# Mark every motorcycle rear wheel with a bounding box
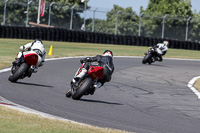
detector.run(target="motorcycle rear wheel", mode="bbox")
[8,63,29,82]
[72,78,92,100]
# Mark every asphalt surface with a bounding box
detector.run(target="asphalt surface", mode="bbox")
[1,57,200,133]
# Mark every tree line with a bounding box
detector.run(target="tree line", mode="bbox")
[0,0,200,42]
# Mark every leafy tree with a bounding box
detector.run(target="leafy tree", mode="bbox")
[145,0,192,16]
[0,0,27,26]
[0,0,88,28]
[188,12,200,42]
[141,0,193,40]
[87,5,139,35]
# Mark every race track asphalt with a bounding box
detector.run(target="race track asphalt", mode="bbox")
[1,57,200,133]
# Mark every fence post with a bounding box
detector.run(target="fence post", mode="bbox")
[162,14,168,38]
[138,13,144,36]
[26,0,32,27]
[115,10,121,35]
[185,17,192,41]
[3,0,9,25]
[70,5,76,30]
[37,0,41,24]
[83,0,88,31]
[92,8,98,32]
[48,2,55,26]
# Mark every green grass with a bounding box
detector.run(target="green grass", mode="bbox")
[0,106,131,133]
[194,78,200,92]
[1,38,200,69]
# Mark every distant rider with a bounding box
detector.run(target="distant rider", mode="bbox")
[14,39,46,73]
[152,41,169,62]
[72,50,115,94]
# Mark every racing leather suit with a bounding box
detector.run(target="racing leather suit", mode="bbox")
[19,41,46,67]
[153,43,168,61]
[79,55,114,86]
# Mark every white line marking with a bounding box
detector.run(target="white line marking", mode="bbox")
[188,76,200,99]
[0,68,10,73]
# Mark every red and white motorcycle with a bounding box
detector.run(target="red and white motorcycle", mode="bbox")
[8,49,43,82]
[66,63,104,100]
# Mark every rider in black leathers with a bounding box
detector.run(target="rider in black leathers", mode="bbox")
[72,50,114,90]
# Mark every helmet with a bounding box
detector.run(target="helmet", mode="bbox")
[102,50,113,57]
[32,39,43,46]
[163,41,169,47]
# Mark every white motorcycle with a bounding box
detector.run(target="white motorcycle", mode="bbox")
[8,49,44,82]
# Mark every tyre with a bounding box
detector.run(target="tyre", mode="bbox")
[65,89,72,98]
[142,54,152,64]
[72,78,92,100]
[8,63,29,82]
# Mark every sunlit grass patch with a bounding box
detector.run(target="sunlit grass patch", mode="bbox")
[0,105,132,133]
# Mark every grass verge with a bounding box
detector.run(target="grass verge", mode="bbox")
[194,78,200,92]
[1,38,200,69]
[0,105,131,133]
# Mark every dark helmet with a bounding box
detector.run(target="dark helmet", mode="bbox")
[102,50,113,57]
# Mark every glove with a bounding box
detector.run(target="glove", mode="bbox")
[80,57,92,63]
[80,58,86,63]
[86,57,92,62]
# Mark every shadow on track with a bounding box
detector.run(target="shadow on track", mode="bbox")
[143,63,170,67]
[15,81,53,88]
[80,98,123,105]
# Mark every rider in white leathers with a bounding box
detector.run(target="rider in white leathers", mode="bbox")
[153,41,169,62]
[17,39,46,73]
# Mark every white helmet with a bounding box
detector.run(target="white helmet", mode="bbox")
[163,41,169,47]
[102,50,113,57]
[32,39,43,46]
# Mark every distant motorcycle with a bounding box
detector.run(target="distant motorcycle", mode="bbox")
[66,64,104,100]
[142,47,161,64]
[8,50,43,82]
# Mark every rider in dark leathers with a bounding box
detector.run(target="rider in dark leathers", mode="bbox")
[72,50,114,91]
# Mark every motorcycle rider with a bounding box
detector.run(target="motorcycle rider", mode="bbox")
[13,39,46,73]
[72,50,114,94]
[152,41,169,62]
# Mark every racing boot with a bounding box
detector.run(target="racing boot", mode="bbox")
[89,82,102,95]
[66,89,72,98]
[151,57,156,63]
[31,66,38,73]
[94,82,102,88]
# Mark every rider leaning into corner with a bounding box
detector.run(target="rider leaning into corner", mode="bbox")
[72,50,115,94]
[152,41,169,62]
[13,39,46,73]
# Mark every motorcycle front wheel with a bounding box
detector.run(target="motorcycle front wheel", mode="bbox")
[72,78,93,100]
[142,54,152,64]
[8,63,29,82]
